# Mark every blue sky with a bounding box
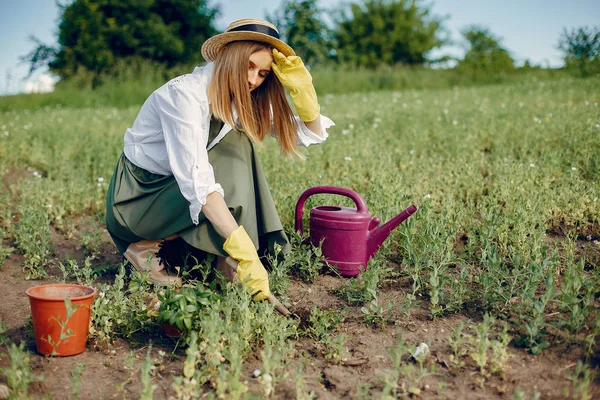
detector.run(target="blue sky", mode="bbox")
[0,0,599,94]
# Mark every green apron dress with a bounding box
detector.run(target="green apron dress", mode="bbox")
[105,117,289,261]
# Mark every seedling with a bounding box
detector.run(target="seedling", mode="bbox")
[332,260,383,305]
[361,299,394,328]
[42,297,80,356]
[157,280,219,333]
[0,342,41,397]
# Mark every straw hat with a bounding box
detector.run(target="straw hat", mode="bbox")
[201,19,295,61]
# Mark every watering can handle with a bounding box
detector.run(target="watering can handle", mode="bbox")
[295,186,369,234]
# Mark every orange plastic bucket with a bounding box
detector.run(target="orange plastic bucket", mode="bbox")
[25,284,97,356]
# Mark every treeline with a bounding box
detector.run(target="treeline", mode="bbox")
[18,0,600,92]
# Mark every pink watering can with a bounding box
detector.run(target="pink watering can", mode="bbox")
[295,186,418,277]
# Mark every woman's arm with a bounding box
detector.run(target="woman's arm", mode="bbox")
[203,192,271,302]
[303,116,323,137]
[201,192,238,238]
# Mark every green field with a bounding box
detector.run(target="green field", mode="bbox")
[0,75,599,398]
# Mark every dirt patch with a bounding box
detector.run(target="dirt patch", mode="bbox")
[0,228,598,399]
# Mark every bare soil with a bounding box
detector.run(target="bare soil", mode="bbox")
[0,224,598,399]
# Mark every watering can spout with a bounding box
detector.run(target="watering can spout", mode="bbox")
[367,204,418,259]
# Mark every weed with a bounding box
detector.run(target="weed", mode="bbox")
[381,333,431,398]
[115,350,137,393]
[448,321,467,369]
[357,383,372,400]
[565,360,594,400]
[361,299,394,328]
[172,331,203,399]
[70,363,86,399]
[11,179,56,279]
[80,229,103,256]
[557,259,595,333]
[166,281,297,397]
[178,252,214,283]
[89,265,159,344]
[516,275,555,354]
[332,259,384,305]
[286,230,326,283]
[305,306,344,340]
[0,227,14,269]
[56,256,98,286]
[140,346,158,400]
[469,315,493,376]
[0,342,41,398]
[265,242,292,295]
[0,317,8,344]
[450,314,513,381]
[489,323,512,376]
[157,280,219,334]
[295,362,317,400]
[512,388,541,400]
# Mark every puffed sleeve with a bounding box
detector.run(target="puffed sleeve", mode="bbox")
[154,75,224,224]
[294,114,335,147]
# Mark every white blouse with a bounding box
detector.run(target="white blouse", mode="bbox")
[123,63,335,224]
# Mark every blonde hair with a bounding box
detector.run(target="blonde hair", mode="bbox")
[208,41,303,158]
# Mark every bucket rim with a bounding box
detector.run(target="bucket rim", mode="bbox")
[25,283,97,301]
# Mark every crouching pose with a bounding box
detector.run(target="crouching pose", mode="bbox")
[105,19,334,300]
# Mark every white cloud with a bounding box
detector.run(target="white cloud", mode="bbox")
[24,73,55,94]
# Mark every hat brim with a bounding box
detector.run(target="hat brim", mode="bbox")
[201,31,295,62]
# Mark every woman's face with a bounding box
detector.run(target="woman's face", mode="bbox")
[248,49,272,92]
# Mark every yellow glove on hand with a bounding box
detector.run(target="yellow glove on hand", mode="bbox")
[223,226,270,301]
[271,48,321,122]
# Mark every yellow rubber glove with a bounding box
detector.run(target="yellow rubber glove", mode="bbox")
[271,48,321,122]
[222,226,270,301]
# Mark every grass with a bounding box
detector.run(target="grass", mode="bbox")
[0,62,567,111]
[0,72,599,397]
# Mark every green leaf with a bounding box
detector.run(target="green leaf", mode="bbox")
[185,304,197,313]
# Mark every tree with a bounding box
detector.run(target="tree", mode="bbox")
[332,0,446,68]
[267,0,332,67]
[558,26,600,77]
[21,0,219,80]
[458,26,514,74]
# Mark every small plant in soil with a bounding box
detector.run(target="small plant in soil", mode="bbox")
[332,259,383,305]
[0,342,41,398]
[304,306,344,340]
[172,331,203,399]
[70,363,86,399]
[448,321,468,369]
[80,229,103,256]
[157,280,219,333]
[450,314,514,384]
[294,361,317,400]
[0,226,14,269]
[303,306,346,361]
[56,256,97,286]
[565,360,593,400]
[361,299,395,328]
[140,346,158,400]
[287,230,325,283]
[516,275,555,355]
[89,265,159,345]
[12,179,53,280]
[0,317,8,344]
[265,242,293,295]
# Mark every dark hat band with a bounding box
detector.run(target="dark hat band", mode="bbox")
[228,24,280,39]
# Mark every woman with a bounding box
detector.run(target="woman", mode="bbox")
[105,19,334,301]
